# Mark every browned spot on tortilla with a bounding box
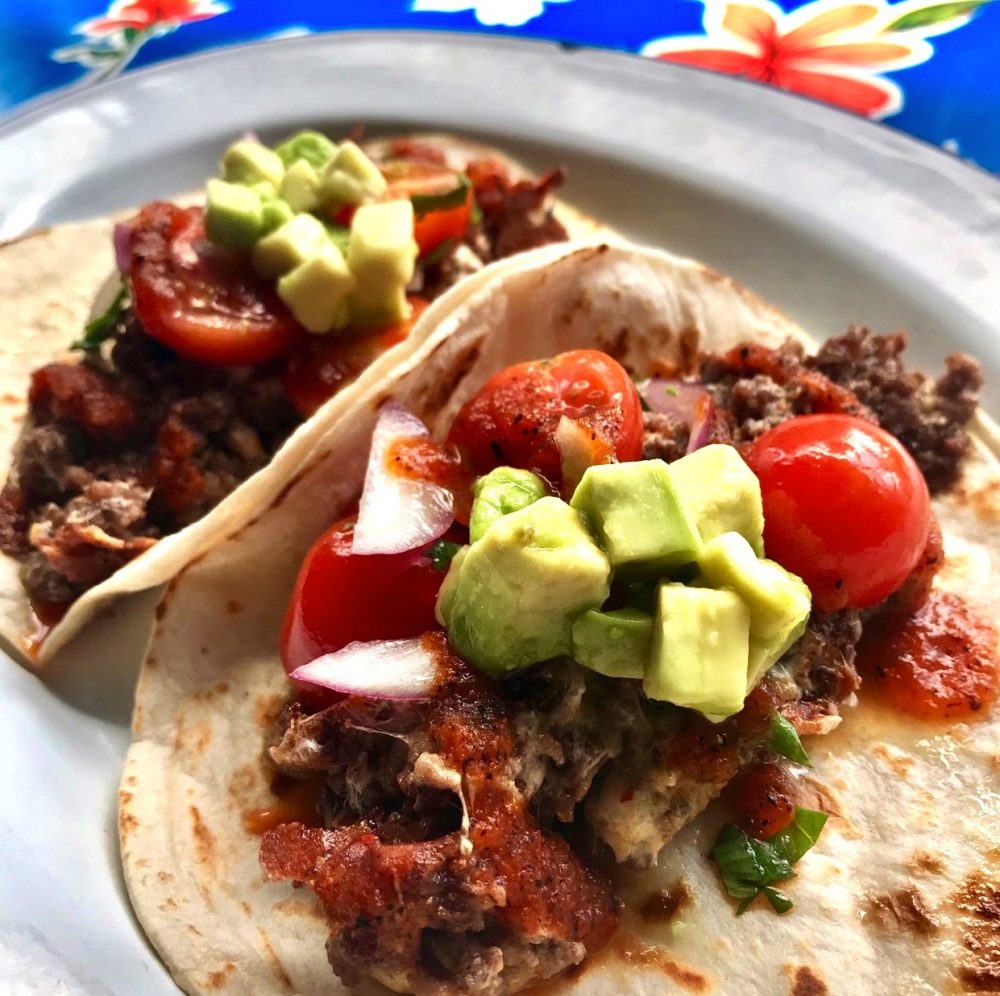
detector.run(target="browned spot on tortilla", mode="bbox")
[256,692,287,732]
[597,326,629,364]
[225,599,241,615]
[863,886,940,936]
[957,477,1000,522]
[677,324,700,372]
[604,932,708,992]
[157,871,173,884]
[417,339,484,416]
[954,871,1000,990]
[228,763,261,804]
[154,598,169,622]
[125,774,137,787]
[119,792,138,838]
[202,963,237,990]
[144,655,157,670]
[257,927,295,991]
[639,880,692,924]
[159,898,178,912]
[787,965,828,996]
[871,743,914,778]
[187,924,203,938]
[269,468,307,511]
[907,849,946,876]
[189,805,217,875]
[240,901,252,917]
[273,897,325,919]
[797,776,843,819]
[1,393,19,404]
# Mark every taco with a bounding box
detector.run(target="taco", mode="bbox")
[0,130,609,666]
[119,242,999,994]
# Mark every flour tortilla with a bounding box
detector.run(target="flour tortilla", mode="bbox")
[120,242,1000,994]
[0,135,612,667]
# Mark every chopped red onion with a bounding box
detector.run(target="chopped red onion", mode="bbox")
[640,378,706,421]
[113,222,132,275]
[352,401,454,555]
[686,393,717,453]
[291,637,440,700]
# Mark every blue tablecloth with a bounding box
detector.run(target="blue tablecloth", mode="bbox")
[3,0,998,172]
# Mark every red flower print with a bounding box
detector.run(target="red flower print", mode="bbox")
[640,0,978,119]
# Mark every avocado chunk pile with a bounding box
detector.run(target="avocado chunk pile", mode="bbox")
[204,132,418,333]
[438,445,811,721]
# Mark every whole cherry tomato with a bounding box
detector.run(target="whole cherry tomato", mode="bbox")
[447,349,643,491]
[746,415,930,612]
[128,203,301,366]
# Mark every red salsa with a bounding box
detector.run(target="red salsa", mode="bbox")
[859,591,1000,722]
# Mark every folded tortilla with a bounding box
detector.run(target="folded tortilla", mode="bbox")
[0,135,612,667]
[119,242,1000,994]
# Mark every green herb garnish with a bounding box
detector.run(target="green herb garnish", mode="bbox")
[72,284,129,352]
[767,714,811,767]
[411,175,471,217]
[427,539,462,572]
[711,807,828,914]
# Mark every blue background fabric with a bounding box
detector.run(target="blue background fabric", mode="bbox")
[2,0,998,172]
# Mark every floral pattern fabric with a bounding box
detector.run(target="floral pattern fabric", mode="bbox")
[1,0,997,170]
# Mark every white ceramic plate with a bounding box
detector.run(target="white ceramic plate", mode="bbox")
[1,31,998,994]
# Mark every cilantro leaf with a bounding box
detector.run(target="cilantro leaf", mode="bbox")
[72,284,129,352]
[411,175,471,217]
[427,539,462,572]
[711,807,828,914]
[767,713,812,767]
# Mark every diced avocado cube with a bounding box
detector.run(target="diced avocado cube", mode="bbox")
[280,159,322,213]
[249,179,279,201]
[645,582,751,720]
[221,140,285,189]
[572,608,651,679]
[320,140,388,209]
[667,444,765,556]
[252,213,327,278]
[275,130,338,171]
[204,178,264,250]
[470,467,547,543]
[347,200,418,327]
[438,497,611,676]
[277,243,356,333]
[259,198,295,236]
[570,459,701,575]
[698,531,811,687]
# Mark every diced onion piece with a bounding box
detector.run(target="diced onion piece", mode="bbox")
[114,223,133,275]
[291,637,440,700]
[686,393,718,453]
[640,377,706,421]
[352,401,454,555]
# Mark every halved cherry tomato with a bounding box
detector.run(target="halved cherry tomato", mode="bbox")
[280,515,455,707]
[745,415,930,612]
[447,349,643,491]
[282,297,429,418]
[726,760,798,840]
[381,161,474,256]
[128,203,302,367]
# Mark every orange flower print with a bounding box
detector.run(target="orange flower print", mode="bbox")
[642,0,985,119]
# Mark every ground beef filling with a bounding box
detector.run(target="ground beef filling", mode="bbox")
[696,327,981,493]
[0,319,299,606]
